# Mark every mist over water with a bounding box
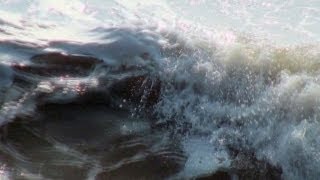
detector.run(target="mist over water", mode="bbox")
[0,0,320,179]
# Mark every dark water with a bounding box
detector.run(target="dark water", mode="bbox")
[0,103,282,180]
[0,104,184,179]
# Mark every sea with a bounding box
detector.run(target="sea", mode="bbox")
[0,0,320,179]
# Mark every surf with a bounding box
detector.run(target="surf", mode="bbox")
[0,0,320,179]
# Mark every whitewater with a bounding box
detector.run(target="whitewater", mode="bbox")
[0,0,320,179]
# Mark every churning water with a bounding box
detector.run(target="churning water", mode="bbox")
[0,0,320,179]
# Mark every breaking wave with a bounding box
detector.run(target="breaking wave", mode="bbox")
[0,0,320,179]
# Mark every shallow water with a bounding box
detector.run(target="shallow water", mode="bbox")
[0,0,320,179]
[0,104,185,179]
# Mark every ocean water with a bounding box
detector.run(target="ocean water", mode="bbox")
[0,0,320,179]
